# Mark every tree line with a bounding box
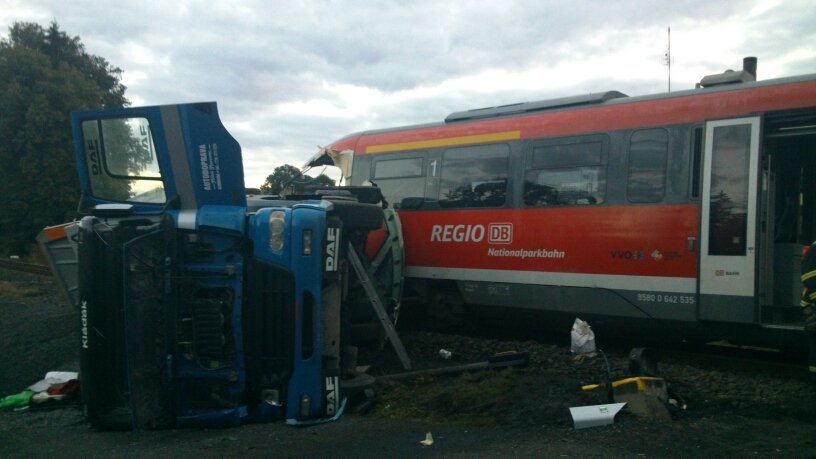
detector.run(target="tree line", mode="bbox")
[258,164,334,195]
[0,21,127,255]
[0,21,334,256]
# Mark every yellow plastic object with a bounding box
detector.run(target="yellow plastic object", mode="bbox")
[611,376,665,393]
[611,376,670,420]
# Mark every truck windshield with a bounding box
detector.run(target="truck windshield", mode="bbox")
[81,117,165,204]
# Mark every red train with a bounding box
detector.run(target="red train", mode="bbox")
[310,58,816,349]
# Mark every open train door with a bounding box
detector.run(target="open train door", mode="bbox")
[699,117,761,323]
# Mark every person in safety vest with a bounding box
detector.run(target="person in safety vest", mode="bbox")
[800,241,816,382]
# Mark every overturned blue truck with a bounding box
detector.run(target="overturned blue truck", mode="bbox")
[39,102,407,429]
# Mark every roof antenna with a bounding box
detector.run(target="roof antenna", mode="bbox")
[663,26,672,92]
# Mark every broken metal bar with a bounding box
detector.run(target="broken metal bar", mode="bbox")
[346,242,412,370]
[380,351,529,380]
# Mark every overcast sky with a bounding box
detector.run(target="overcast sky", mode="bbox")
[2,0,815,188]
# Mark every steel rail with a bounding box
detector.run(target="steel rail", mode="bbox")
[0,259,52,276]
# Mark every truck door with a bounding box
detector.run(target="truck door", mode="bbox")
[699,117,761,322]
[72,102,246,224]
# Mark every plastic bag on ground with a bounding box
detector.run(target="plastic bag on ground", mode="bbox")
[0,390,33,409]
[27,371,78,393]
[570,318,597,357]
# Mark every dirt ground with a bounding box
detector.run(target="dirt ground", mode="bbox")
[1,267,816,458]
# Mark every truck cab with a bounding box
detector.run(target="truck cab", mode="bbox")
[59,102,398,429]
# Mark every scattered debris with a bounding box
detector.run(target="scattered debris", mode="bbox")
[569,402,626,429]
[570,318,596,360]
[611,377,671,421]
[381,351,529,380]
[0,371,79,411]
[419,432,434,446]
[27,371,77,393]
[579,349,683,421]
[0,390,33,409]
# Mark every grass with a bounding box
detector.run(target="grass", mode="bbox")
[373,368,525,426]
[0,280,44,300]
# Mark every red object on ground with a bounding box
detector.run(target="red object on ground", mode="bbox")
[46,379,80,396]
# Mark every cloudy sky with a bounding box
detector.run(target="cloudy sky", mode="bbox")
[2,0,815,188]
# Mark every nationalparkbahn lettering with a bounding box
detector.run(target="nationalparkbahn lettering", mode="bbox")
[487,247,566,259]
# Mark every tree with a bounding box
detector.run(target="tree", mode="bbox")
[310,173,336,188]
[0,21,128,255]
[260,164,336,195]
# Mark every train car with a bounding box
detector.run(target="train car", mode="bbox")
[310,58,816,350]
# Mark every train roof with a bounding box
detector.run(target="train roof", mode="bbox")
[334,72,816,141]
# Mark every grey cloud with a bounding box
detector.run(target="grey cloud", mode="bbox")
[4,0,816,186]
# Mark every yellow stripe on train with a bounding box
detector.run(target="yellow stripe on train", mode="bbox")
[365,130,521,154]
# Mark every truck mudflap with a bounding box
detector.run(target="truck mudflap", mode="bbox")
[36,222,80,308]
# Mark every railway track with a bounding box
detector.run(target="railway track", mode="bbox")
[2,255,809,379]
[400,305,811,382]
[0,259,52,276]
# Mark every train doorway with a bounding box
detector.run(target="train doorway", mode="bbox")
[760,109,816,325]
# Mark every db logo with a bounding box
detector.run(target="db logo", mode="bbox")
[488,223,513,244]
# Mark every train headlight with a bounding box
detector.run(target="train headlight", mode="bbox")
[268,211,285,251]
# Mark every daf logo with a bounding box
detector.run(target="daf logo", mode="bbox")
[325,228,340,272]
[325,376,339,415]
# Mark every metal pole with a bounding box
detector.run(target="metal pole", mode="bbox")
[347,242,412,370]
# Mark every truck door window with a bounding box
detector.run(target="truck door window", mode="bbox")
[81,117,166,204]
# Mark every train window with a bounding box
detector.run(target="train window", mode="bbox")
[708,124,752,256]
[438,144,509,208]
[371,156,426,207]
[690,127,703,199]
[524,140,606,206]
[532,141,602,168]
[373,157,423,179]
[627,128,668,203]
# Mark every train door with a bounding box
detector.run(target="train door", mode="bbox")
[761,109,816,324]
[699,117,760,323]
